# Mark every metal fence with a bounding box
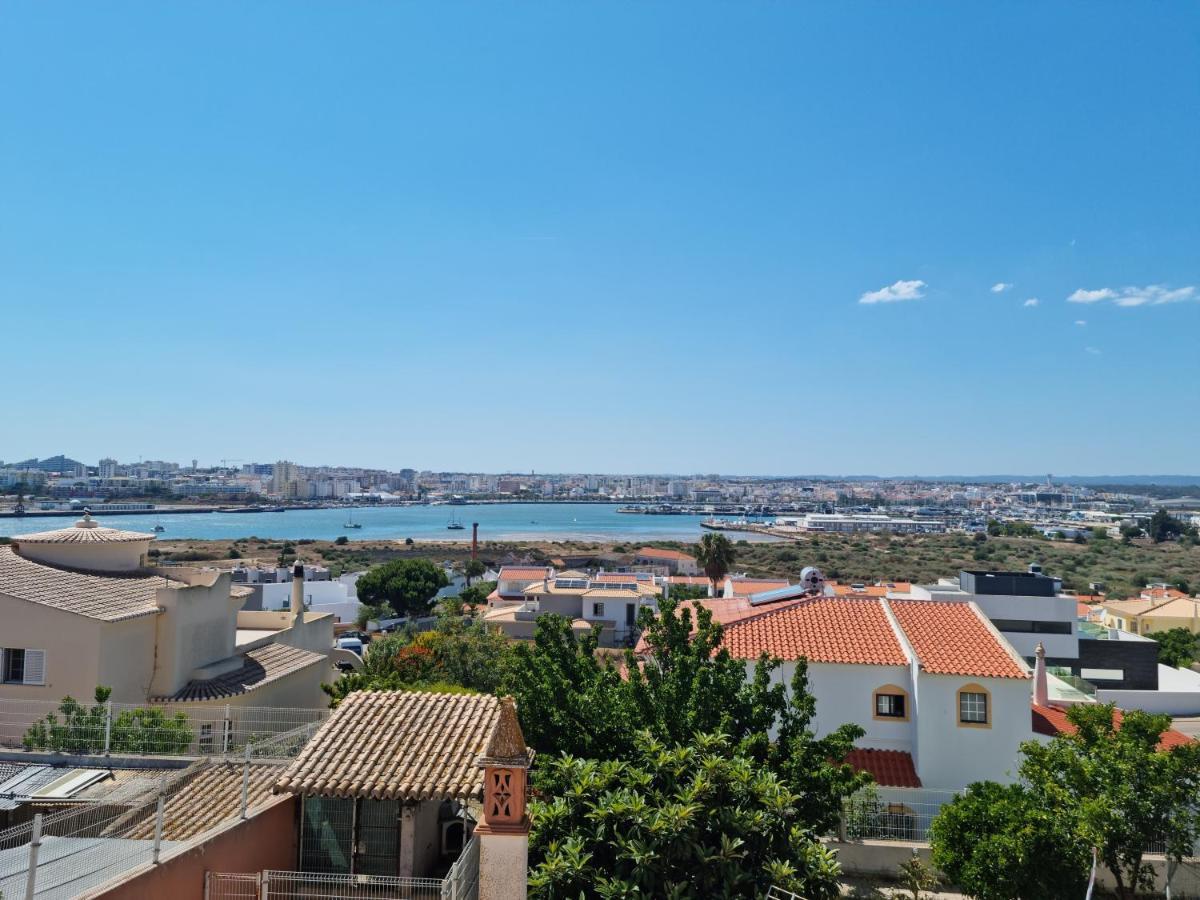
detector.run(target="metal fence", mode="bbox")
[207,870,456,900]
[0,698,328,757]
[840,787,959,842]
[205,837,479,900]
[0,766,194,899]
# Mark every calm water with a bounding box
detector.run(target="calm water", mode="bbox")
[0,503,782,544]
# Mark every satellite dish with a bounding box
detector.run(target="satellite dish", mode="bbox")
[800,566,826,594]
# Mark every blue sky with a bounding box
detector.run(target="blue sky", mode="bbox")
[2,2,1197,475]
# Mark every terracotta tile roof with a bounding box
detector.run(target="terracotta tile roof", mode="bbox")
[888,600,1029,680]
[721,597,908,666]
[845,749,922,788]
[275,690,526,802]
[153,643,327,702]
[12,514,155,544]
[497,566,552,581]
[1031,703,1191,750]
[668,575,712,586]
[0,545,173,621]
[635,547,696,562]
[116,761,284,841]
[634,596,807,654]
[726,577,790,597]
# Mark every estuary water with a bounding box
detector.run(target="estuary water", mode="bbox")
[0,503,782,544]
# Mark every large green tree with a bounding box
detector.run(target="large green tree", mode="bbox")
[504,600,867,834]
[930,781,1091,900]
[1021,704,1200,899]
[355,558,449,618]
[932,703,1200,900]
[1149,507,1195,544]
[694,532,736,588]
[1146,627,1199,668]
[528,731,842,900]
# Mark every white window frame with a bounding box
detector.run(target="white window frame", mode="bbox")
[1,648,46,686]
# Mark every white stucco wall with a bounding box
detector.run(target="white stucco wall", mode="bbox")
[913,673,1032,789]
[772,660,916,754]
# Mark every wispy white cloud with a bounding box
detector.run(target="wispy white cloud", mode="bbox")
[1068,285,1197,307]
[1023,298,1039,308]
[991,282,1013,293]
[859,279,926,305]
[1085,346,1102,355]
[1075,319,1087,326]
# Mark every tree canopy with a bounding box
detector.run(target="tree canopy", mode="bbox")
[1146,627,1199,669]
[355,558,449,618]
[1149,508,1197,544]
[931,702,1200,900]
[528,731,842,900]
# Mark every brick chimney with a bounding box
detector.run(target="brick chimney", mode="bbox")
[476,697,530,900]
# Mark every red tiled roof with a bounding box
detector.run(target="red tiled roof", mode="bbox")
[668,575,711,586]
[497,566,551,580]
[721,597,908,666]
[727,577,790,596]
[1031,703,1192,750]
[889,600,1029,680]
[845,749,922,788]
[636,547,696,562]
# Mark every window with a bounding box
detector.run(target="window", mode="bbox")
[1081,668,1124,682]
[876,693,905,718]
[592,602,605,617]
[872,685,910,721]
[991,619,1072,635]
[2,649,45,685]
[957,685,990,726]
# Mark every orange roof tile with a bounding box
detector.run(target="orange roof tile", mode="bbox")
[888,600,1028,679]
[668,575,712,586]
[636,547,696,562]
[727,577,790,596]
[497,566,552,580]
[721,597,908,666]
[845,749,922,788]
[1031,703,1191,750]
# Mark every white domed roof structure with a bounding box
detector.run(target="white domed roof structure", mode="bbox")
[12,513,155,571]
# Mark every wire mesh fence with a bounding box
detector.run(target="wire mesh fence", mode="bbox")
[261,870,446,899]
[840,787,959,842]
[0,764,196,899]
[0,697,328,757]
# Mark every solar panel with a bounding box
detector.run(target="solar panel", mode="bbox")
[554,578,588,589]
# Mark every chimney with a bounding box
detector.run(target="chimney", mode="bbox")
[472,523,479,560]
[1033,641,1049,706]
[291,563,305,619]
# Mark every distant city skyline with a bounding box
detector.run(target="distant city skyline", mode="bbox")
[3,3,1198,473]
[3,452,1199,485]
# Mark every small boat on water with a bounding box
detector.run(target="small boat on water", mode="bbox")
[153,524,165,533]
[447,512,465,530]
[343,510,362,529]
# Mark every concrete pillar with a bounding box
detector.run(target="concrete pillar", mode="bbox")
[398,803,417,878]
[478,829,529,900]
[1034,641,1049,706]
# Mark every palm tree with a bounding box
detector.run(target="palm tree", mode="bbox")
[464,558,485,587]
[695,532,736,593]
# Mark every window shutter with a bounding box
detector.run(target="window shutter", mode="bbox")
[23,650,45,685]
